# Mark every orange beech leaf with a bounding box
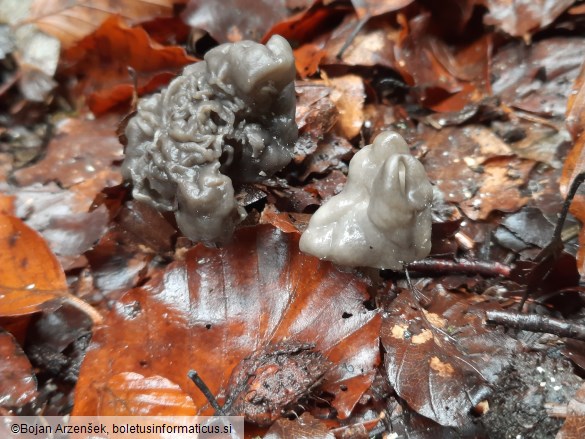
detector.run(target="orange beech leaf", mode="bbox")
[0,330,37,408]
[294,43,325,78]
[0,194,15,216]
[264,2,350,45]
[73,225,381,421]
[0,214,101,322]
[99,372,197,416]
[60,16,197,115]
[27,0,179,48]
[0,214,66,316]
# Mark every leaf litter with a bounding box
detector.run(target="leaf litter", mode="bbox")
[1,0,585,437]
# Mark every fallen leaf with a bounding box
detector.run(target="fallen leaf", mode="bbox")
[560,60,585,274]
[59,16,196,115]
[382,287,519,427]
[395,15,458,89]
[300,134,353,180]
[327,74,365,139]
[73,225,381,422]
[0,330,37,408]
[259,205,310,234]
[99,372,197,416]
[556,382,585,439]
[13,115,123,187]
[491,38,585,117]
[294,82,339,163]
[351,0,415,18]
[566,58,585,141]
[319,14,399,70]
[182,0,292,43]
[294,43,325,78]
[480,0,575,39]
[265,2,350,46]
[10,180,117,270]
[423,126,533,220]
[458,157,533,220]
[27,0,177,47]
[264,412,334,438]
[0,214,66,316]
[304,169,347,203]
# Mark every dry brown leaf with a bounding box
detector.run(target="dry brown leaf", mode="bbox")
[560,56,585,274]
[27,0,177,47]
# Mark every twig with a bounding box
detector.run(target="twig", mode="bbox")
[519,171,585,310]
[336,13,371,59]
[188,370,225,414]
[406,258,512,278]
[486,310,585,341]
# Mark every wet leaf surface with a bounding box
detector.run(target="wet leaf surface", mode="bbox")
[481,0,575,38]
[73,225,381,421]
[13,115,123,187]
[59,16,196,115]
[381,286,520,427]
[183,0,293,43]
[27,0,177,47]
[99,372,197,416]
[3,1,585,435]
[423,126,534,220]
[491,38,585,117]
[0,214,66,316]
[0,330,37,408]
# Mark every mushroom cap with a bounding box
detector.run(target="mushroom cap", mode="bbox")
[299,131,433,270]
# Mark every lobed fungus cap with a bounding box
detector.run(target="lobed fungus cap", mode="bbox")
[121,35,297,245]
[299,131,433,270]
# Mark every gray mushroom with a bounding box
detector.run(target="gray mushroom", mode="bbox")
[299,131,433,270]
[122,35,297,245]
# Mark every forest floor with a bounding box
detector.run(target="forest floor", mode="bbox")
[2,1,585,438]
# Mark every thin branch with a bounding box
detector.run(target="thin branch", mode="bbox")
[188,370,225,414]
[336,13,371,59]
[486,310,585,341]
[406,258,512,278]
